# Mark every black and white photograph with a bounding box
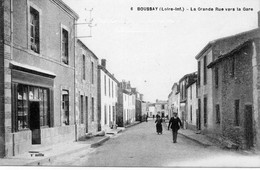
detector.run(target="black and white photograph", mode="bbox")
[0,0,260,168]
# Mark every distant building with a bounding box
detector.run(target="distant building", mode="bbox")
[179,72,197,129]
[168,83,179,118]
[142,101,149,119]
[131,88,143,121]
[155,99,168,118]
[117,81,136,126]
[186,78,198,131]
[148,103,156,117]
[98,59,119,131]
[75,40,99,139]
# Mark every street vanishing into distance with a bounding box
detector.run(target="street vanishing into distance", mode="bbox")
[44,118,260,167]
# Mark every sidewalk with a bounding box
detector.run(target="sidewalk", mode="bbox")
[0,135,110,166]
[163,122,215,147]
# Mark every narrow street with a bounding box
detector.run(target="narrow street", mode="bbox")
[47,118,260,167]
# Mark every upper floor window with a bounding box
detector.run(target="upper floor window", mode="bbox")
[215,67,219,88]
[197,61,201,86]
[62,29,69,64]
[91,62,94,84]
[82,55,86,80]
[30,7,40,53]
[203,55,207,85]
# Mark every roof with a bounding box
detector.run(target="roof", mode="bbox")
[207,40,254,68]
[195,28,260,60]
[98,65,120,84]
[179,71,197,83]
[77,39,98,60]
[51,0,79,20]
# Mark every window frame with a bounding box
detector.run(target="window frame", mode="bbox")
[61,25,70,65]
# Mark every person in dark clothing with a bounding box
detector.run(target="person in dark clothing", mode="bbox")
[155,116,163,134]
[168,112,182,143]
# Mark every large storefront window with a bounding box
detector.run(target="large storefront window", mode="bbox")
[16,84,50,131]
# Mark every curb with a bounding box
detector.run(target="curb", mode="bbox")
[90,136,110,148]
[178,133,212,147]
[125,121,141,128]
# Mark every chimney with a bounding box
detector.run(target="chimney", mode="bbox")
[258,11,260,27]
[101,59,106,68]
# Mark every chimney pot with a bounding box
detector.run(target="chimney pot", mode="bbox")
[101,59,106,68]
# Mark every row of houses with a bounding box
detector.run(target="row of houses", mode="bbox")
[168,12,260,150]
[0,0,143,157]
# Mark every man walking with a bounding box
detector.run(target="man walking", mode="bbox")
[168,112,182,143]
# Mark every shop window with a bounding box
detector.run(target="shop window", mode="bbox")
[62,90,69,125]
[62,29,69,64]
[16,84,50,131]
[30,7,40,53]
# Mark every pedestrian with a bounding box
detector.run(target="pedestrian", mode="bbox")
[168,112,182,143]
[146,114,148,122]
[155,116,163,134]
[153,115,155,120]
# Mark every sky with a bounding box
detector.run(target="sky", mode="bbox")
[63,0,259,102]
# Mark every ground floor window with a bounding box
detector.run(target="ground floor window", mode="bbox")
[15,84,50,131]
[62,90,69,125]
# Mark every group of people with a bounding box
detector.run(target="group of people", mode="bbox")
[155,112,182,143]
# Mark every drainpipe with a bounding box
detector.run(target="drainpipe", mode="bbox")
[10,0,14,156]
[74,19,78,142]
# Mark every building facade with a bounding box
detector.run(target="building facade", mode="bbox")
[0,0,79,157]
[196,27,260,136]
[207,36,260,150]
[155,99,168,118]
[75,39,99,139]
[186,80,198,131]
[98,59,119,131]
[179,72,197,129]
[168,83,179,118]
[117,81,136,126]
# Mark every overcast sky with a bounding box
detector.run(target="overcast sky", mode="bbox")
[64,0,259,102]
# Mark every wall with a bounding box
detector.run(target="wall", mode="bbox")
[2,0,78,157]
[220,42,253,149]
[75,41,98,139]
[186,83,198,130]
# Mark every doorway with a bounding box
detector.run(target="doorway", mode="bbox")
[29,101,41,144]
[244,104,253,149]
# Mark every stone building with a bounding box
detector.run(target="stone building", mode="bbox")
[75,39,99,139]
[131,88,143,121]
[207,35,260,150]
[148,103,156,117]
[196,26,260,137]
[178,72,197,129]
[117,81,136,127]
[98,59,119,131]
[0,0,78,157]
